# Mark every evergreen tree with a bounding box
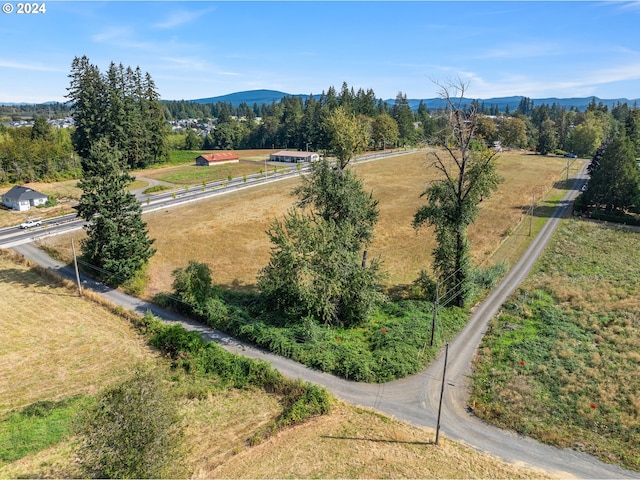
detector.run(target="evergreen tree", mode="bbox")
[585,134,640,213]
[624,108,640,157]
[536,119,557,155]
[517,97,533,116]
[76,139,155,286]
[392,92,416,145]
[67,56,106,164]
[31,117,52,141]
[66,56,169,169]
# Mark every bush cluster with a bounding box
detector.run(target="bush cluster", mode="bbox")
[166,262,477,382]
[147,317,331,444]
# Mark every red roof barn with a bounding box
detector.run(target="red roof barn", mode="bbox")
[195,152,239,166]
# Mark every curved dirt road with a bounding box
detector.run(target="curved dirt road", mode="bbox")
[12,163,637,478]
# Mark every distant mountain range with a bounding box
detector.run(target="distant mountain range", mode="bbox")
[190,89,640,112]
[3,89,639,112]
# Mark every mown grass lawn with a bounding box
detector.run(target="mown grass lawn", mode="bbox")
[471,218,640,471]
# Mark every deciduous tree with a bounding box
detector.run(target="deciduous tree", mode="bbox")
[322,106,369,170]
[258,159,383,326]
[371,113,399,150]
[413,81,502,307]
[498,117,527,149]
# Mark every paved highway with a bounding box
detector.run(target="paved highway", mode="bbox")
[0,149,417,249]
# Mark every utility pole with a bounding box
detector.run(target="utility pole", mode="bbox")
[435,343,449,446]
[71,238,82,297]
[430,282,439,346]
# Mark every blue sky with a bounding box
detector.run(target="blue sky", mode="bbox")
[2,1,640,103]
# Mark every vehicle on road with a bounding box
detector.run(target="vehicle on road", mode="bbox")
[19,219,42,229]
[564,153,578,158]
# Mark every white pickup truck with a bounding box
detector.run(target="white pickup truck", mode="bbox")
[19,218,42,229]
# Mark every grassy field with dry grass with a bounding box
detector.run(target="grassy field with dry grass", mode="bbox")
[37,150,571,300]
[471,218,640,471]
[0,251,153,415]
[0,250,560,479]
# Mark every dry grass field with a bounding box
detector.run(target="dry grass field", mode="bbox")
[38,149,571,299]
[0,250,153,415]
[0,250,561,479]
[200,402,557,479]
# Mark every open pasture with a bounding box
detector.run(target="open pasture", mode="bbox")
[472,219,640,471]
[0,251,153,416]
[137,149,280,186]
[38,150,570,299]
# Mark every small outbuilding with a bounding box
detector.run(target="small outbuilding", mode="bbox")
[269,150,320,163]
[196,152,239,166]
[2,185,48,211]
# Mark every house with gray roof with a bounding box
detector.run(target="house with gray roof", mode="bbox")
[2,186,48,211]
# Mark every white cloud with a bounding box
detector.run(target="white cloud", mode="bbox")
[153,7,216,29]
[0,60,66,73]
[587,62,640,85]
[91,27,132,43]
[478,42,564,60]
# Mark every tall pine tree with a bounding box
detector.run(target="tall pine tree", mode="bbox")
[76,139,155,286]
[66,56,169,169]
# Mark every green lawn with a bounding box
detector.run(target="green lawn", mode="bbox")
[471,218,640,471]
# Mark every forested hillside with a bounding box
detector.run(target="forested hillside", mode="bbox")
[3,81,640,186]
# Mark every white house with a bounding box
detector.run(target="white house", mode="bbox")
[2,186,48,211]
[269,150,320,163]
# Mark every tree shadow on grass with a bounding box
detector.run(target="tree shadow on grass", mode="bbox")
[512,198,574,220]
[320,435,434,446]
[0,267,75,297]
[217,278,258,294]
[552,179,576,191]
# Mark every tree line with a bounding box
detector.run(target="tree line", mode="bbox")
[67,56,170,170]
[167,87,640,162]
[0,119,79,184]
[4,76,640,186]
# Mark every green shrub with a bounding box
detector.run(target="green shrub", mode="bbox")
[75,369,185,479]
[589,210,640,226]
[171,261,214,313]
[150,324,205,358]
[143,185,170,195]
